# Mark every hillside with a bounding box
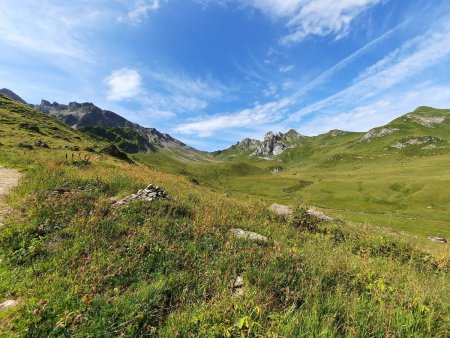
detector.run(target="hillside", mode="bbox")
[0,90,449,337]
[139,107,450,238]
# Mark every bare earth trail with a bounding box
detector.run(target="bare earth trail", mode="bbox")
[0,167,22,312]
[0,167,22,226]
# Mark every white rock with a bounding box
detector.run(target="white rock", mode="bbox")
[230,228,268,243]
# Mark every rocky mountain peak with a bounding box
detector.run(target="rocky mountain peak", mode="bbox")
[0,88,27,104]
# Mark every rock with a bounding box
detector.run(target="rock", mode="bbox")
[0,299,18,311]
[100,144,133,163]
[230,228,268,243]
[269,203,293,218]
[231,276,244,296]
[19,122,40,133]
[53,135,71,142]
[18,142,33,149]
[428,236,447,243]
[35,140,50,148]
[112,184,168,208]
[269,204,334,222]
[307,209,334,222]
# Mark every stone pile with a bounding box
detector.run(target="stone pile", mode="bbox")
[112,184,168,208]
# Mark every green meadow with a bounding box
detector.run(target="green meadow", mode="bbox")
[0,95,449,336]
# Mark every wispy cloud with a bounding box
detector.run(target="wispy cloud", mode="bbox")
[279,65,294,73]
[238,0,383,44]
[128,0,162,24]
[299,82,450,135]
[104,68,142,101]
[0,1,99,65]
[174,98,290,137]
[288,20,450,122]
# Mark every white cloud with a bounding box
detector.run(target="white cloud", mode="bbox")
[174,98,290,137]
[0,1,100,65]
[298,82,450,135]
[104,68,142,101]
[288,21,450,122]
[128,0,162,24]
[279,65,295,73]
[238,0,383,44]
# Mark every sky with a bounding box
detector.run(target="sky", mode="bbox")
[1,0,450,151]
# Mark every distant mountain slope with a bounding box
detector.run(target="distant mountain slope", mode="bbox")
[0,88,27,104]
[30,97,212,161]
[216,106,450,161]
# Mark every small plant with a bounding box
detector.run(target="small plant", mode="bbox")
[288,205,319,232]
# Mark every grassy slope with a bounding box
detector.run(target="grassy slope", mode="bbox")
[0,96,449,336]
[137,107,450,238]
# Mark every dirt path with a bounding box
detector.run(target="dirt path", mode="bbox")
[0,167,22,225]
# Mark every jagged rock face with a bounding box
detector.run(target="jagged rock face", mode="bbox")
[35,100,192,152]
[237,138,259,149]
[251,130,294,157]
[36,100,133,129]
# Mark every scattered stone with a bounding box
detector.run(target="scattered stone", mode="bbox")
[19,122,40,133]
[18,142,33,149]
[230,228,268,243]
[231,276,244,296]
[0,299,18,311]
[35,140,50,148]
[53,135,71,142]
[269,203,293,218]
[112,184,168,208]
[428,236,447,243]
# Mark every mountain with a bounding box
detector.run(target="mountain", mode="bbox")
[0,88,27,104]
[33,99,209,160]
[251,129,304,157]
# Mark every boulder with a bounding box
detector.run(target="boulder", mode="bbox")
[428,236,447,243]
[307,209,334,222]
[0,299,18,311]
[231,276,244,296]
[230,228,268,243]
[269,203,293,218]
[18,142,33,149]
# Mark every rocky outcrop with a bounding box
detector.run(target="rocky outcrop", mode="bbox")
[251,129,302,157]
[406,114,446,127]
[34,100,198,154]
[391,136,443,149]
[360,127,399,142]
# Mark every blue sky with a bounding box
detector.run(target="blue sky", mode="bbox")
[2,0,450,150]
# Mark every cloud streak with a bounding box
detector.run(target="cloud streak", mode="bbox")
[288,20,450,122]
[174,98,290,137]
